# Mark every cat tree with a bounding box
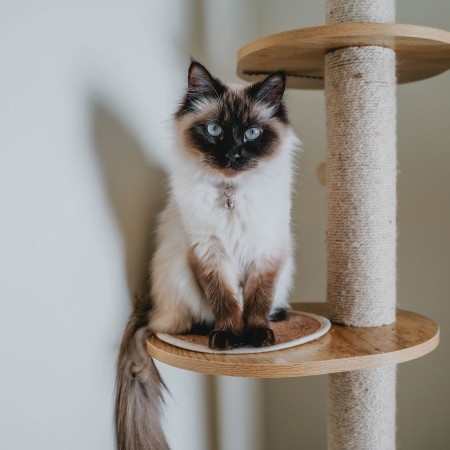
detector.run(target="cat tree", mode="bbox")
[147,1,449,448]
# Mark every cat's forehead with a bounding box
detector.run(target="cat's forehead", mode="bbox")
[211,86,274,124]
[175,80,282,128]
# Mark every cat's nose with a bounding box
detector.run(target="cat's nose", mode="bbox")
[226,150,241,162]
[225,145,242,162]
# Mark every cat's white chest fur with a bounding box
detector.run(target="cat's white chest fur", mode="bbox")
[173,148,292,263]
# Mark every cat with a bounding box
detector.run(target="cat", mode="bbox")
[115,61,299,450]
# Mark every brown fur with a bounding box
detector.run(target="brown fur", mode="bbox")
[188,244,244,348]
[244,273,275,327]
[242,259,283,346]
[115,297,169,450]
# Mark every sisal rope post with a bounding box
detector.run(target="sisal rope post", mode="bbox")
[325,0,397,449]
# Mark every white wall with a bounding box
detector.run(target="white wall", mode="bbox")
[1,1,449,450]
[0,2,202,449]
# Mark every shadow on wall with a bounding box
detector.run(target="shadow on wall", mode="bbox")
[90,98,166,303]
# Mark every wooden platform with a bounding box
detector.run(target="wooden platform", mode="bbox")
[237,23,450,89]
[146,303,439,378]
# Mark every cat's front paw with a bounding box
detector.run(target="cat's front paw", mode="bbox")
[208,329,244,350]
[269,308,287,322]
[244,326,275,347]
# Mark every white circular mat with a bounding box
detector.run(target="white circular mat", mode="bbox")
[156,310,331,354]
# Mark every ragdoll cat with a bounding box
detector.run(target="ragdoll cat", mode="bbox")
[116,61,299,450]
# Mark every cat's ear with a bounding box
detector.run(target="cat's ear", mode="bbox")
[246,71,286,107]
[187,61,224,97]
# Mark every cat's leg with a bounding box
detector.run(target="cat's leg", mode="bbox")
[149,201,214,334]
[188,238,244,350]
[270,252,294,322]
[150,245,206,334]
[242,258,285,347]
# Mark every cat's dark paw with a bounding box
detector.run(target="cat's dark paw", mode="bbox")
[208,329,244,350]
[244,326,275,347]
[186,321,214,336]
[269,308,287,322]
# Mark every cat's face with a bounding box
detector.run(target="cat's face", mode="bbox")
[175,62,289,177]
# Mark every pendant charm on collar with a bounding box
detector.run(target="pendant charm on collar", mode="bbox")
[224,183,235,209]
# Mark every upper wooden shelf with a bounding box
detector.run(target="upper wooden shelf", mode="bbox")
[237,23,450,89]
[146,303,439,378]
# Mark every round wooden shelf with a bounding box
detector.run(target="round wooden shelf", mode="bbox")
[146,303,439,378]
[237,23,450,89]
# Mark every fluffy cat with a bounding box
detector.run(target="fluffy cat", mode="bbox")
[116,61,299,450]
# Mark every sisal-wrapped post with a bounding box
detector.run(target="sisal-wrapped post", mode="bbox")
[325,0,397,449]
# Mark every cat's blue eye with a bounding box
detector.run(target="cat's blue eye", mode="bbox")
[206,123,222,137]
[245,127,262,140]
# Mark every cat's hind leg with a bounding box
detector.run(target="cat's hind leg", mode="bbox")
[270,252,294,321]
[149,202,214,334]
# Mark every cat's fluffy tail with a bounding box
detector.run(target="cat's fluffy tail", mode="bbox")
[115,299,169,450]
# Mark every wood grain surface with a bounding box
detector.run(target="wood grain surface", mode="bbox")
[146,303,439,378]
[237,23,450,89]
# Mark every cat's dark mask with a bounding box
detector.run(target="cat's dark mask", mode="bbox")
[176,61,289,176]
